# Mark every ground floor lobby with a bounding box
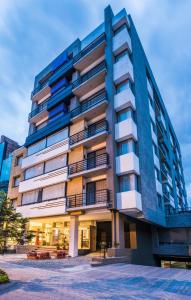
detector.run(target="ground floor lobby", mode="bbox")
[27,210,138,257]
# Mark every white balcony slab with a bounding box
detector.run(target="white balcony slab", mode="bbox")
[114,88,135,112]
[156,179,163,195]
[116,153,140,175]
[149,102,155,122]
[153,152,160,170]
[115,118,137,142]
[147,78,153,99]
[117,190,142,212]
[114,55,134,84]
[22,139,69,169]
[151,127,158,145]
[113,27,132,55]
[19,167,68,193]
[16,198,66,218]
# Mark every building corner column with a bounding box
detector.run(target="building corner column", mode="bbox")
[69,215,78,257]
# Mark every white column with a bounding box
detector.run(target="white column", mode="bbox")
[69,216,78,257]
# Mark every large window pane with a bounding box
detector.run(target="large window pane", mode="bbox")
[42,183,65,201]
[22,190,39,205]
[44,154,66,173]
[47,128,68,147]
[25,163,44,180]
[27,139,46,156]
[119,175,130,192]
[117,108,132,123]
[116,80,130,94]
[117,140,130,156]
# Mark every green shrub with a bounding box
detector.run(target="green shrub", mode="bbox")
[0,269,9,284]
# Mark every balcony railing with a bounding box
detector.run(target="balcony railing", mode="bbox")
[29,99,49,120]
[68,153,109,176]
[70,90,107,119]
[66,189,110,209]
[69,120,108,146]
[73,34,105,63]
[166,207,191,215]
[72,61,106,90]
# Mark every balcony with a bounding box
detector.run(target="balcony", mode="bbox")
[68,153,109,178]
[25,113,70,147]
[72,61,106,97]
[66,189,111,211]
[116,153,140,175]
[69,120,108,149]
[22,138,69,169]
[117,190,142,215]
[74,34,106,71]
[71,90,108,122]
[114,88,135,112]
[114,55,134,84]
[156,179,163,195]
[115,118,137,142]
[113,27,132,56]
[32,84,51,102]
[19,167,68,193]
[28,98,49,122]
[16,197,66,218]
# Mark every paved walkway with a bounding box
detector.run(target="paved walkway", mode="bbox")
[0,254,191,299]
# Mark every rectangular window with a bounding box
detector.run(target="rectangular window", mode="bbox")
[117,108,132,123]
[16,155,22,166]
[157,194,163,208]
[42,182,65,201]
[115,50,129,63]
[47,128,68,147]
[27,139,46,156]
[22,190,39,205]
[25,163,44,180]
[44,154,66,173]
[119,175,130,192]
[13,176,20,187]
[117,140,130,156]
[36,120,47,131]
[116,80,130,94]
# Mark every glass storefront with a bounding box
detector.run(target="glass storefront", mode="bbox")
[28,218,111,252]
[161,260,191,269]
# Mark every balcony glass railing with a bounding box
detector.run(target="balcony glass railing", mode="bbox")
[68,152,109,176]
[72,61,106,89]
[66,189,110,208]
[70,90,107,119]
[73,34,105,63]
[69,120,108,146]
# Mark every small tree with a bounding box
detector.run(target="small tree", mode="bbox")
[0,191,34,253]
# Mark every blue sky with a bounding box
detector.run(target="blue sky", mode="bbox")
[0,0,191,200]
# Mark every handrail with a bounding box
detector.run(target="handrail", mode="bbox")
[66,189,110,208]
[70,90,107,119]
[72,61,106,89]
[69,120,108,145]
[73,34,105,63]
[31,34,105,98]
[68,152,109,175]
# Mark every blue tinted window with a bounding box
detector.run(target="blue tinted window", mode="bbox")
[119,175,130,192]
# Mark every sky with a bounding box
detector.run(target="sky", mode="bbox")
[0,0,191,200]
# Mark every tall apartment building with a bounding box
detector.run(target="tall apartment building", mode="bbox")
[11,6,189,266]
[0,136,19,192]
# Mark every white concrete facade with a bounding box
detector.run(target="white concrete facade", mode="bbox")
[19,167,68,193]
[117,190,142,212]
[116,153,140,175]
[114,88,135,112]
[113,55,134,84]
[69,216,79,257]
[113,27,132,55]
[115,118,137,142]
[16,198,66,218]
[22,139,69,169]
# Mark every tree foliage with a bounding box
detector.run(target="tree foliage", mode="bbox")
[0,191,34,253]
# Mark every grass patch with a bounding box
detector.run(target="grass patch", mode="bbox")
[0,269,9,284]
